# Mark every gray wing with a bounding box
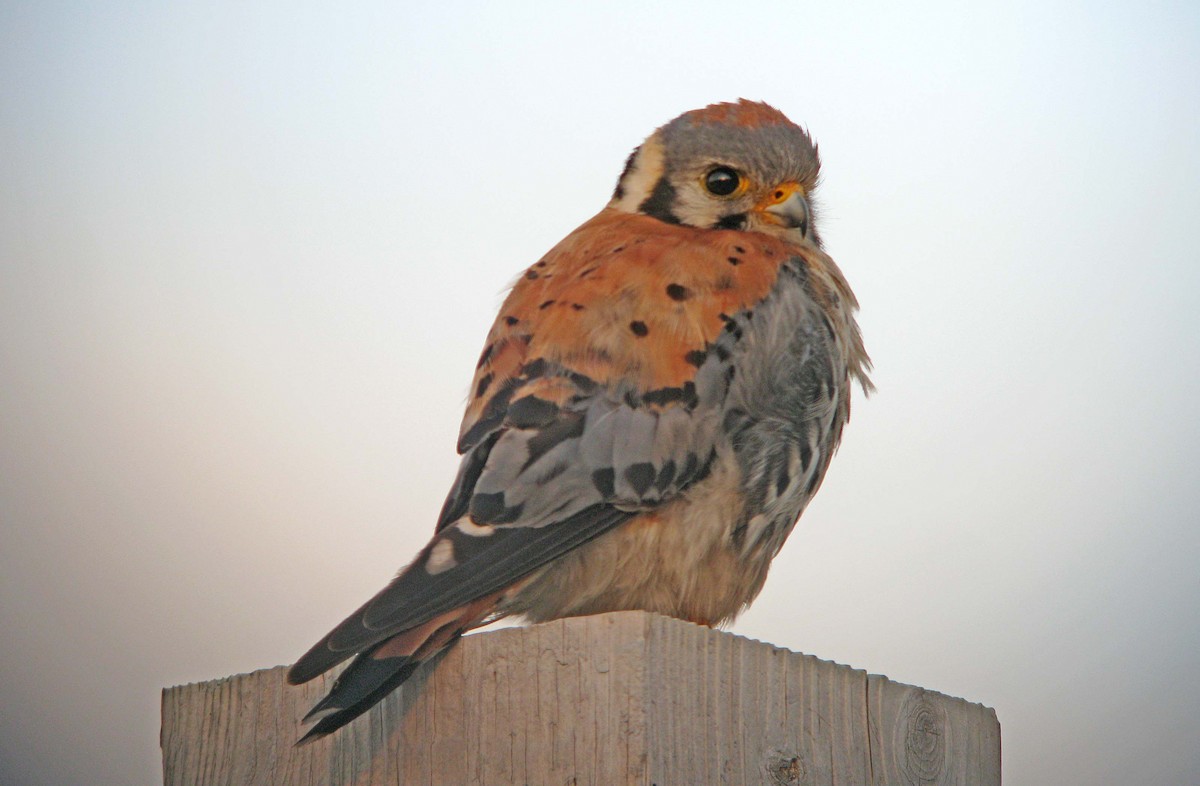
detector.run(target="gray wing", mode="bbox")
[290,344,741,680]
[719,260,853,558]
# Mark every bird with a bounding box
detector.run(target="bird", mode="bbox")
[287,99,872,742]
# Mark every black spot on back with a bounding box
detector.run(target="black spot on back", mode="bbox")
[522,412,585,470]
[475,373,494,399]
[642,385,688,406]
[567,371,598,393]
[469,491,504,521]
[506,395,559,429]
[681,381,698,409]
[458,377,521,451]
[655,460,677,491]
[629,321,649,337]
[624,463,656,497]
[666,283,690,301]
[592,467,616,498]
[469,492,523,525]
[520,358,547,378]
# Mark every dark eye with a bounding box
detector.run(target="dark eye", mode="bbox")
[704,167,741,196]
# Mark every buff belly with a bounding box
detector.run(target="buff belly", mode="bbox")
[504,457,776,627]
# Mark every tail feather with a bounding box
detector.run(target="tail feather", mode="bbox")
[297,649,421,744]
[294,591,506,743]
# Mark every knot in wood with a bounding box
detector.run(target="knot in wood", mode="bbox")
[897,691,946,783]
[763,749,805,785]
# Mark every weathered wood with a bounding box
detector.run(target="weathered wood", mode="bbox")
[161,611,1000,785]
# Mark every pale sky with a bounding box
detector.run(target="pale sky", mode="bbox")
[2,2,1198,784]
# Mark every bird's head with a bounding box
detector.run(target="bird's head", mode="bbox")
[609,99,821,246]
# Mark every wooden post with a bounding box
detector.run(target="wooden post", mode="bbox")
[161,611,1000,785]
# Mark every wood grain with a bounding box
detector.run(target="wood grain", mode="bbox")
[162,611,1000,785]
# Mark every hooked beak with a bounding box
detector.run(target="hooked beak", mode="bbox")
[757,182,809,236]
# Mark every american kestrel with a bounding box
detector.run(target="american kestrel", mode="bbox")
[289,99,872,741]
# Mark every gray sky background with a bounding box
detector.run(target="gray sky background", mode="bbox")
[2,3,1198,784]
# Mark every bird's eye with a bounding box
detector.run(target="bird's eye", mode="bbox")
[704,167,741,197]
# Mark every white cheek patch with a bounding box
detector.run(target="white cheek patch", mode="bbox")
[610,135,666,213]
[674,185,749,229]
